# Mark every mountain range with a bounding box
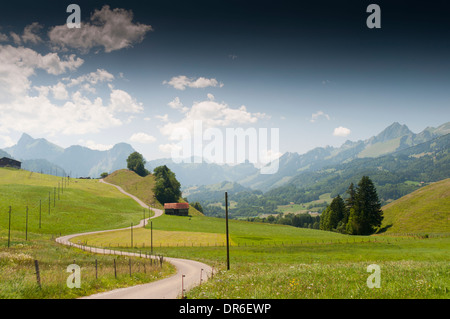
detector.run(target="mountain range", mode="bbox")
[2,133,135,178]
[149,121,450,191]
[1,121,449,188]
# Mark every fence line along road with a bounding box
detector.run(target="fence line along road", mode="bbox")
[56,179,213,299]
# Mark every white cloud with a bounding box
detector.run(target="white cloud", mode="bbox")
[0,33,9,42]
[8,23,44,46]
[0,135,15,148]
[0,45,83,101]
[79,139,113,151]
[310,110,330,123]
[33,82,69,100]
[9,32,21,45]
[66,69,115,87]
[48,5,153,53]
[163,75,224,90]
[22,22,44,44]
[50,82,69,100]
[333,126,351,137]
[159,143,182,154]
[129,132,156,144]
[155,114,169,122]
[167,97,189,113]
[109,88,144,113]
[0,68,143,136]
[160,99,265,141]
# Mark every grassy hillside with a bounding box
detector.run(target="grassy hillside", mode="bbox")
[104,169,160,207]
[0,168,147,235]
[0,167,175,298]
[381,178,450,234]
[104,169,203,216]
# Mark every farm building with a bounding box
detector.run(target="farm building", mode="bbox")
[0,157,21,169]
[164,203,190,216]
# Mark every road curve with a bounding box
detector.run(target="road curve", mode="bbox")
[56,179,212,299]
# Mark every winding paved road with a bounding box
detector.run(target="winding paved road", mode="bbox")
[56,179,212,299]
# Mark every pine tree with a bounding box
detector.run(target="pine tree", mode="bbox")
[320,195,347,231]
[345,183,356,211]
[353,176,383,235]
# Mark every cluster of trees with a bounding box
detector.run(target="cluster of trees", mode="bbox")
[153,165,182,204]
[126,152,150,177]
[320,176,383,235]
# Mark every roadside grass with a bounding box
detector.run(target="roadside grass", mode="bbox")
[0,230,175,299]
[188,260,448,299]
[157,237,450,299]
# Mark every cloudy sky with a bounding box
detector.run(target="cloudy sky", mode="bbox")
[0,0,449,163]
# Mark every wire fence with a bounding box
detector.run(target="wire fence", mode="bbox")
[27,255,165,290]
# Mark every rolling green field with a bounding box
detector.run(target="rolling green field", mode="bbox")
[381,178,450,234]
[1,167,449,299]
[69,175,449,299]
[73,214,450,299]
[0,168,175,299]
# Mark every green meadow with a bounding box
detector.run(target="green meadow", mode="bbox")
[75,214,450,299]
[1,167,449,299]
[72,172,449,299]
[0,168,174,299]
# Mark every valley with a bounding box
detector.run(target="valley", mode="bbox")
[0,121,448,300]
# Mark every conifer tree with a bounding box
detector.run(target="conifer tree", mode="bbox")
[352,176,383,235]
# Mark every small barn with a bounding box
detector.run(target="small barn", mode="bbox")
[164,203,190,216]
[0,157,21,169]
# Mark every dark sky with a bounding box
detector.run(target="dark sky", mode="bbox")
[1,0,449,158]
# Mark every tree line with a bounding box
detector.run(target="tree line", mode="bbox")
[320,176,383,235]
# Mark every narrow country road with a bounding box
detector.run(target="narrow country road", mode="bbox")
[56,179,212,299]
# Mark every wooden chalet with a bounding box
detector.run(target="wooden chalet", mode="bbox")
[164,203,190,216]
[0,157,21,169]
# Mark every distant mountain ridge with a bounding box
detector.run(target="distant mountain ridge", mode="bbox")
[3,133,136,178]
[1,121,448,185]
[149,121,450,194]
[239,121,450,191]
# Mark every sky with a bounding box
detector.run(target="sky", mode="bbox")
[0,0,449,165]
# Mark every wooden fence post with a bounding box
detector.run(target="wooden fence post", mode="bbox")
[25,206,28,241]
[34,260,41,288]
[7,206,11,248]
[129,258,132,277]
[39,199,41,229]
